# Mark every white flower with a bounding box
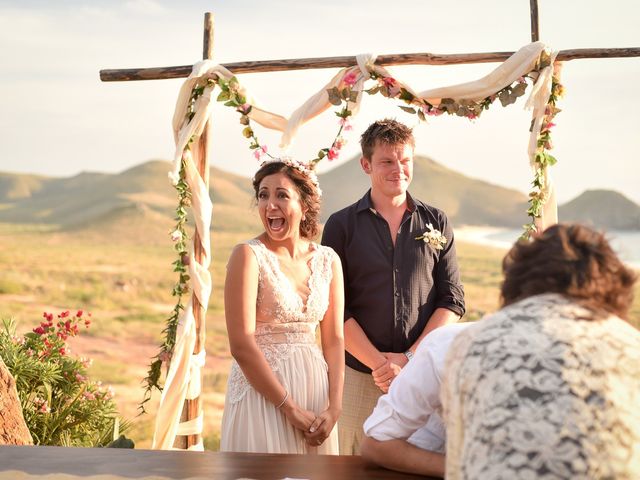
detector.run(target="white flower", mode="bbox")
[415,223,447,250]
[170,229,183,242]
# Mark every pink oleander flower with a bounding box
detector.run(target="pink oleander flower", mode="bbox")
[75,373,86,382]
[334,137,346,150]
[83,391,96,401]
[343,71,358,87]
[544,140,554,149]
[467,112,478,120]
[238,103,251,114]
[59,311,70,319]
[104,386,115,400]
[327,148,339,161]
[76,310,83,318]
[543,122,556,130]
[84,319,91,327]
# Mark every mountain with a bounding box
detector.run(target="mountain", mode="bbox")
[0,160,262,235]
[559,190,640,230]
[1,160,638,236]
[318,155,529,227]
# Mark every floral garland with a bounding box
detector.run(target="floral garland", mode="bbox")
[212,54,562,237]
[141,52,564,406]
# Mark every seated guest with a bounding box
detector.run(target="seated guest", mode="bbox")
[361,322,471,478]
[443,223,640,479]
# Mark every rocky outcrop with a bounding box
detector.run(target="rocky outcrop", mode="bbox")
[0,358,33,445]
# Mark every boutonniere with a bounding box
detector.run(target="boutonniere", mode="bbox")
[415,223,447,250]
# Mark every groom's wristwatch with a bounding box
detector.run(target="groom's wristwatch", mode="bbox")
[403,350,414,361]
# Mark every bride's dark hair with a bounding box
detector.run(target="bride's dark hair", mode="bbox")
[252,162,321,239]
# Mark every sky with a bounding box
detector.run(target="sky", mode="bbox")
[1,0,639,204]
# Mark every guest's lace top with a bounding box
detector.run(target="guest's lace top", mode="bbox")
[227,239,336,403]
[443,293,640,479]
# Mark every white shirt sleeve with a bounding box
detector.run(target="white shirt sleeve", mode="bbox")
[362,323,471,452]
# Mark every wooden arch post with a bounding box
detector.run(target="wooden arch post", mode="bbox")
[174,12,214,451]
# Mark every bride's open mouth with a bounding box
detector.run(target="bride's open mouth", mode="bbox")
[268,216,285,232]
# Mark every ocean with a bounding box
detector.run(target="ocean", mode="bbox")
[457,228,640,270]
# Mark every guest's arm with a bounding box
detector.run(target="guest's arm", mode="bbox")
[361,437,445,478]
[225,244,315,432]
[362,331,451,476]
[306,255,345,445]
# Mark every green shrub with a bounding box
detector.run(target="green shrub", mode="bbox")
[0,310,130,446]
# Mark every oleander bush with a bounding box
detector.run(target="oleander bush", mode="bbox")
[0,310,130,446]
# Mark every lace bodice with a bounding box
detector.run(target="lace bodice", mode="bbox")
[443,293,640,479]
[226,239,336,403]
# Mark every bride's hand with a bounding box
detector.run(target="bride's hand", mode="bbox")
[280,398,316,432]
[304,407,340,447]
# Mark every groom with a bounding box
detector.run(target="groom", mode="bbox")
[321,119,465,455]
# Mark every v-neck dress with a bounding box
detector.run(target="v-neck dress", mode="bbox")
[220,239,339,454]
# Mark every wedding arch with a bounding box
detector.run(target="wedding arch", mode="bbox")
[100,3,640,451]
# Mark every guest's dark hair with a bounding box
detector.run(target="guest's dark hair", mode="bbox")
[252,161,321,239]
[501,223,637,319]
[360,119,415,159]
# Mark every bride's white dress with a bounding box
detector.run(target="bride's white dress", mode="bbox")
[220,239,339,454]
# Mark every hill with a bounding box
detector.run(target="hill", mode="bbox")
[318,155,529,227]
[559,189,640,230]
[0,160,261,235]
[1,160,638,235]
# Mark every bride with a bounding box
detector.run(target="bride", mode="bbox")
[220,158,344,454]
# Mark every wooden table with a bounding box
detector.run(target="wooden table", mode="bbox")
[0,445,434,479]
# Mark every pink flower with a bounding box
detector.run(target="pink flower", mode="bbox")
[467,112,478,120]
[544,140,554,149]
[60,311,70,319]
[76,310,83,318]
[334,137,346,150]
[83,391,96,401]
[158,351,172,363]
[253,145,268,160]
[238,103,251,114]
[75,373,86,382]
[382,77,396,88]
[327,148,339,161]
[84,319,91,327]
[33,326,46,335]
[339,117,353,131]
[343,71,358,87]
[59,347,66,356]
[170,229,182,242]
[543,122,556,130]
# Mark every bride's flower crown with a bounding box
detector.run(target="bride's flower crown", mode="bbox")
[258,156,322,197]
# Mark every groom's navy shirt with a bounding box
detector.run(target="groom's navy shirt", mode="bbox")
[321,190,465,374]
